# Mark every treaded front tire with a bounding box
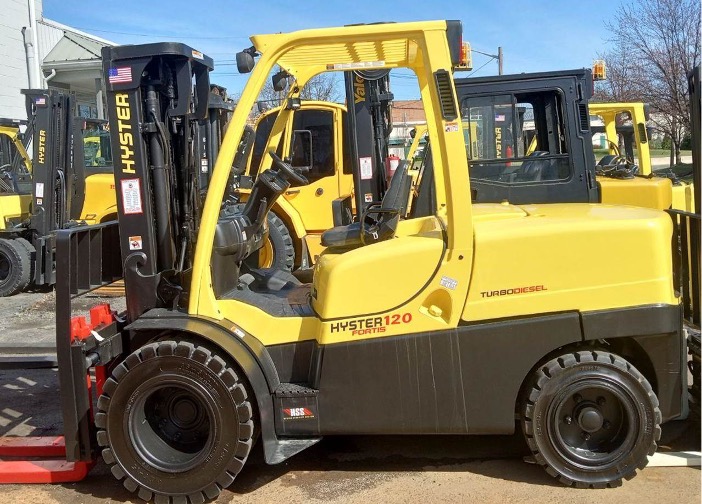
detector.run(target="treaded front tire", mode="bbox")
[521,350,661,488]
[96,341,254,503]
[0,237,31,296]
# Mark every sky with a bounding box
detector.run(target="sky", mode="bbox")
[44,0,621,101]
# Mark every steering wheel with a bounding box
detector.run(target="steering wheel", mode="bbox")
[268,150,308,185]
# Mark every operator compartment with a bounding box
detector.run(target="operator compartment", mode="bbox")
[213,145,316,317]
[463,203,678,322]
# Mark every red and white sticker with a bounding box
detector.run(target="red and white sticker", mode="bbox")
[129,235,142,251]
[282,407,315,420]
[364,193,373,203]
[445,122,459,133]
[121,178,143,215]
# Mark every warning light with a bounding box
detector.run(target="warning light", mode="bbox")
[454,42,473,71]
[593,60,606,81]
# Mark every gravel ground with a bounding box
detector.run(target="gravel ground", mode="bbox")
[0,289,699,504]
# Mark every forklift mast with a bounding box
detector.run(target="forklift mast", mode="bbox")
[198,86,235,190]
[23,89,76,236]
[101,43,213,321]
[344,70,394,213]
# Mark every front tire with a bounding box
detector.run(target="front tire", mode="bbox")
[0,238,31,296]
[521,350,661,488]
[96,341,254,503]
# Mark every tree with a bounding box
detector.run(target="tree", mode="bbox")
[595,0,700,164]
[253,69,341,118]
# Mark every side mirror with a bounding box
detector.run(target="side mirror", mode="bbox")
[272,70,289,92]
[231,126,255,175]
[409,128,416,139]
[257,101,269,114]
[290,129,313,171]
[236,48,257,74]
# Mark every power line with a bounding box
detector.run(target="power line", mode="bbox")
[467,58,497,77]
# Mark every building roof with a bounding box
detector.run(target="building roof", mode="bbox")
[40,18,115,46]
[43,30,109,64]
[392,100,426,123]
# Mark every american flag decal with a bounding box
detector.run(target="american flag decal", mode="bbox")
[108,66,132,84]
[35,97,46,105]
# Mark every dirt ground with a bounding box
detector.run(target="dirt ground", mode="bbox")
[0,289,699,504]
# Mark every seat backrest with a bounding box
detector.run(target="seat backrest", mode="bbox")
[410,144,436,218]
[518,151,549,181]
[380,160,411,214]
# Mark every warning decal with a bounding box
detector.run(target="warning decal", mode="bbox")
[121,178,143,215]
[128,235,143,250]
[360,157,373,180]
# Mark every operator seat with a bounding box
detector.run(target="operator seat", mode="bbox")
[515,151,556,181]
[321,161,411,249]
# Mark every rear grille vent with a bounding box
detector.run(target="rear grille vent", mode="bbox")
[578,104,589,131]
[434,70,458,121]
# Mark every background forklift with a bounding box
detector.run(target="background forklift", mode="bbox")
[589,101,695,212]
[0,118,33,232]
[453,70,683,211]
[0,89,118,296]
[230,70,395,270]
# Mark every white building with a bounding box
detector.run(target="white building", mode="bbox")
[0,0,114,121]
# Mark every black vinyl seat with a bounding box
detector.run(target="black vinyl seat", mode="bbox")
[321,161,411,249]
[515,151,557,181]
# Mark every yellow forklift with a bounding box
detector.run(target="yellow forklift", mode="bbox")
[234,100,353,269]
[0,24,696,503]
[232,70,395,270]
[0,90,117,296]
[590,101,695,212]
[0,119,33,232]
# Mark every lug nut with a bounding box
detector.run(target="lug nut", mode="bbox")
[582,432,591,441]
[597,396,606,406]
[564,415,573,425]
[603,421,611,429]
[573,394,582,403]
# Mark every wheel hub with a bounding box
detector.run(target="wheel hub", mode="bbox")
[169,395,200,429]
[552,382,636,467]
[130,383,213,473]
[577,406,604,433]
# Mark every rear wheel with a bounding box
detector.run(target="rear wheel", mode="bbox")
[522,350,661,488]
[96,341,254,503]
[0,238,31,296]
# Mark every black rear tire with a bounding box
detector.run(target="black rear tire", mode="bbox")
[521,350,661,488]
[0,238,32,296]
[96,341,254,503]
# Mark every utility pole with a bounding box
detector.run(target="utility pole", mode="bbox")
[472,47,504,75]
